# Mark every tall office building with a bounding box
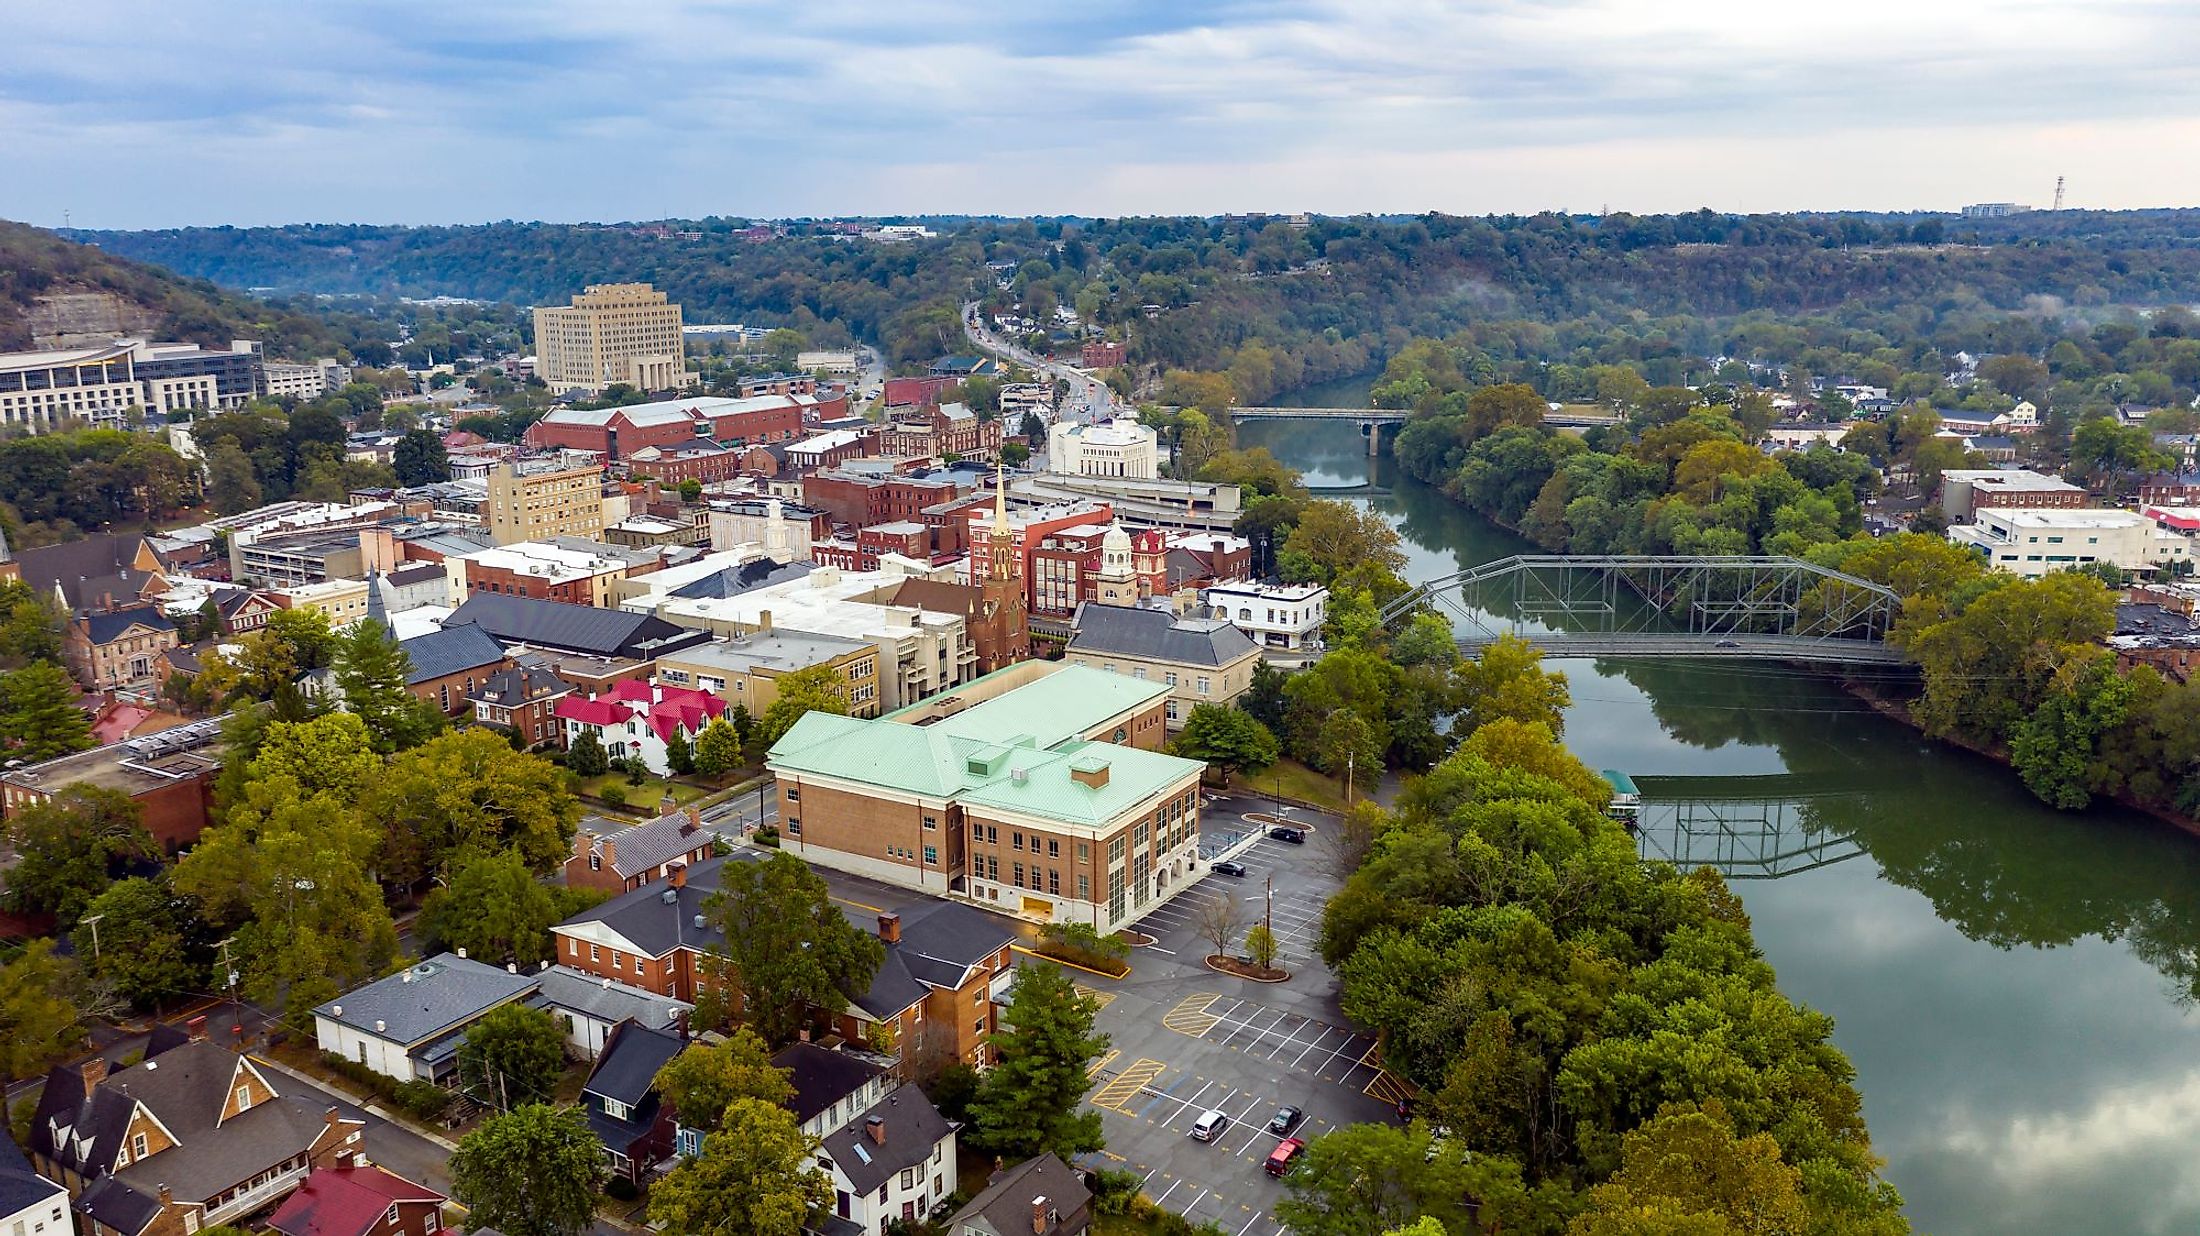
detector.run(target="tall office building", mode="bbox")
[532,283,693,396]
[484,461,606,545]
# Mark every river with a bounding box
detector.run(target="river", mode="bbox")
[1237,407,2200,1236]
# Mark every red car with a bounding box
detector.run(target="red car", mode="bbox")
[1264,1137,1307,1177]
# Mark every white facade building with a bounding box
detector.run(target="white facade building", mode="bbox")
[796,350,860,377]
[1203,581,1330,652]
[1047,417,1159,480]
[1948,508,2192,579]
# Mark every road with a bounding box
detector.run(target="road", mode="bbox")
[961,301,1116,427]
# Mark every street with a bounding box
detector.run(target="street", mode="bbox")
[961,301,1116,426]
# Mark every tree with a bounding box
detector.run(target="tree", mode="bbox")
[701,853,884,1043]
[1316,711,1382,797]
[416,848,564,966]
[333,616,441,753]
[665,726,695,776]
[459,1003,568,1110]
[1196,892,1244,961]
[647,1097,827,1236]
[1171,705,1280,785]
[0,785,156,928]
[0,578,63,669]
[1244,923,1279,970]
[1282,501,1406,585]
[692,717,740,779]
[449,1104,603,1236]
[2010,652,2137,810]
[0,661,94,762]
[966,963,1108,1159]
[362,728,580,886]
[206,439,263,513]
[1568,1103,1808,1236]
[1453,635,1572,735]
[678,477,704,502]
[393,429,451,485]
[568,728,609,777]
[79,875,204,1010]
[652,1028,793,1133]
[1000,440,1031,468]
[756,664,851,749]
[1274,1122,1498,1236]
[0,940,86,1084]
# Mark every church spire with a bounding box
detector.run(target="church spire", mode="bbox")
[992,461,1010,534]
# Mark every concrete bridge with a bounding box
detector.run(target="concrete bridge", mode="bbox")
[1228,405,1623,453]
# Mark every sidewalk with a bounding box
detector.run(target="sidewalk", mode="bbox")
[248,1051,462,1153]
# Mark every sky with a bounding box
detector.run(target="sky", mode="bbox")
[7,0,2200,229]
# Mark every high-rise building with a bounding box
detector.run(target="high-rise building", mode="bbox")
[484,461,606,545]
[532,283,693,395]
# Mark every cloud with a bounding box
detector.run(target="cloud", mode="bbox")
[4,0,2199,226]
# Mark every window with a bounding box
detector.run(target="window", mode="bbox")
[787,817,801,835]
[972,820,984,839]
[589,852,601,870]
[1078,841,1089,861]
[1164,671,1178,687]
[602,1098,629,1121]
[1013,862,1025,887]
[1048,838,1060,858]
[182,1214,200,1236]
[1077,873,1090,900]
[901,1167,917,1190]
[923,845,937,865]
[568,938,579,956]
[1012,831,1024,851]
[132,1131,149,1161]
[1196,676,1210,695]
[1049,869,1061,894]
[234,1084,254,1113]
[785,786,801,802]
[922,815,937,830]
[590,944,601,963]
[384,1205,400,1226]
[614,952,624,971]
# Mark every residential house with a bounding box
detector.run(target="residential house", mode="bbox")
[443,592,712,662]
[215,589,283,635]
[1065,603,1261,726]
[311,956,539,1084]
[266,1165,447,1236]
[580,1020,686,1183]
[29,1030,368,1236]
[529,965,692,1060]
[397,625,512,716]
[1200,582,1328,653]
[565,809,718,895]
[65,605,178,693]
[553,680,727,775]
[467,663,575,750]
[771,1043,888,1144]
[946,1154,1092,1236]
[0,1128,67,1236]
[816,1086,958,1236]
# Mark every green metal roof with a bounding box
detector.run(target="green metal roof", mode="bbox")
[1600,769,1640,796]
[916,664,1172,750]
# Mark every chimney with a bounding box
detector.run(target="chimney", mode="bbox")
[1032,1197,1049,1236]
[668,861,687,890]
[156,1185,172,1208]
[323,1105,342,1130]
[185,1014,209,1043]
[80,1056,110,1097]
[877,912,901,944]
[658,791,677,815]
[600,839,617,870]
[685,805,702,830]
[864,1116,886,1146]
[757,609,773,634]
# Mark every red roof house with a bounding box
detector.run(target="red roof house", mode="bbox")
[554,681,727,775]
[266,1164,447,1236]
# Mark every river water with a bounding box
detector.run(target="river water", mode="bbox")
[1237,408,2200,1236]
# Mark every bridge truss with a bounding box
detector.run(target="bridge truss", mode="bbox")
[1634,797,1865,880]
[1378,555,1905,663]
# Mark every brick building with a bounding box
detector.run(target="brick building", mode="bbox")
[0,716,227,854]
[619,443,746,486]
[878,403,1001,461]
[802,471,970,532]
[566,808,717,895]
[397,625,512,716]
[883,376,955,408]
[1080,340,1128,369]
[523,394,831,459]
[467,662,575,749]
[65,605,178,693]
[1028,524,1168,621]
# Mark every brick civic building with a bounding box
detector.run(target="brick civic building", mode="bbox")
[803,471,970,532]
[1080,340,1127,369]
[524,393,838,459]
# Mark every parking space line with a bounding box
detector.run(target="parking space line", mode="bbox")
[1092,1058,1167,1112]
[1088,1048,1119,1077]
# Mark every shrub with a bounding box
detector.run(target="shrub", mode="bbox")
[1088,1168,1143,1215]
[394,1079,451,1120]
[599,783,627,809]
[603,1177,639,1202]
[1036,922,1132,975]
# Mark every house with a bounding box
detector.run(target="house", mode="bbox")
[581,1020,686,1183]
[565,809,718,895]
[816,1086,958,1236]
[553,680,727,775]
[12,534,166,613]
[266,1165,448,1236]
[29,1030,368,1236]
[65,605,179,693]
[216,589,284,635]
[551,860,1018,1073]
[773,1043,889,1142]
[312,955,539,1084]
[947,1153,1092,1236]
[467,663,575,750]
[1065,603,1262,726]
[0,1128,67,1236]
[529,965,692,1060]
[1201,581,1328,653]
[396,624,512,716]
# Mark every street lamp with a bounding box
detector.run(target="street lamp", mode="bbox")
[80,914,103,962]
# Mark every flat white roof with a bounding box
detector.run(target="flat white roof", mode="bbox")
[1947,469,2084,491]
[457,542,631,581]
[1975,507,2151,528]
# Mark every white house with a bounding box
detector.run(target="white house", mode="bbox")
[313,955,538,1083]
[815,1085,957,1235]
[0,1131,67,1236]
[1203,580,1329,652]
[531,964,693,1059]
[552,679,728,775]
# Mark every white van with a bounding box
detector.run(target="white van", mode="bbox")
[1190,1110,1228,1142]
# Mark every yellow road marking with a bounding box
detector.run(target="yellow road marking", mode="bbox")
[1365,1069,1414,1105]
[1087,1048,1120,1078]
[831,894,885,913]
[1075,983,1117,1012]
[1161,993,1222,1036]
[1090,1058,1167,1112]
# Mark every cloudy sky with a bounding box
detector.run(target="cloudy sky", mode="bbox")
[7,0,2200,228]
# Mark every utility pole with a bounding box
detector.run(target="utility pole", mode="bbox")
[81,914,103,962]
[2053,176,2066,211]
[1265,873,1274,938]
[1345,751,1356,806]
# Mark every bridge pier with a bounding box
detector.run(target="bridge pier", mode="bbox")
[1363,421,1379,456]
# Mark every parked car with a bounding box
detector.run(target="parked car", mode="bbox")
[1212,860,1247,877]
[1190,1110,1229,1142]
[1714,638,1741,648]
[1264,1137,1307,1177]
[1268,1105,1302,1135]
[1269,827,1306,844]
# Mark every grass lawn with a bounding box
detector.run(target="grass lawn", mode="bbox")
[1242,758,1353,813]
[574,771,709,813]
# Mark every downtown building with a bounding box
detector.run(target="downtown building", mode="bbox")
[532,283,693,395]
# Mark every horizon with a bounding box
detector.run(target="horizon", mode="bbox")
[9,1,2200,229]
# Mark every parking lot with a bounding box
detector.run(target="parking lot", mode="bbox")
[1077,795,1404,1235]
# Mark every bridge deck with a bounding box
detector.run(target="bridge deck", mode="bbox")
[1461,632,1908,666]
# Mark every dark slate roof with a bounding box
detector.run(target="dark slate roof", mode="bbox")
[950,1153,1092,1236]
[668,558,813,600]
[1067,602,1256,669]
[818,1085,952,1195]
[772,1042,886,1128]
[887,578,981,621]
[80,605,176,645]
[384,563,446,587]
[0,1125,64,1220]
[313,955,537,1047]
[31,1065,138,1178]
[14,534,150,608]
[468,663,575,705]
[446,592,710,659]
[77,1177,162,1236]
[398,624,508,685]
[847,900,1016,1021]
[583,1019,687,1108]
[558,854,761,958]
[578,810,711,879]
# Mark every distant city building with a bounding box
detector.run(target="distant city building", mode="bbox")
[0,338,261,431]
[1080,340,1127,369]
[485,461,606,545]
[1066,602,1262,726]
[654,629,882,720]
[1949,507,2191,579]
[555,679,727,774]
[1960,203,2031,218]
[795,350,859,377]
[525,393,821,458]
[1047,417,1159,480]
[261,358,352,402]
[532,283,693,395]
[0,715,227,853]
[1940,469,2088,522]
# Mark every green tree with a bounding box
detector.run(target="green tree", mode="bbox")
[1281,500,1407,585]
[449,1104,603,1236]
[1454,635,1572,735]
[678,477,704,503]
[1000,440,1031,468]
[647,1097,827,1236]
[0,785,156,928]
[362,728,580,886]
[0,940,87,1084]
[1274,1122,1507,1236]
[79,876,205,1010]
[1568,1104,1810,1236]
[0,660,94,761]
[665,726,695,776]
[416,848,564,966]
[568,728,609,777]
[333,615,442,753]
[393,429,451,485]
[701,853,884,1043]
[2010,652,2138,810]
[692,717,740,778]
[1243,923,1279,971]
[652,1028,793,1133]
[965,963,1108,1159]
[459,1003,568,1109]
[1170,704,1280,784]
[0,578,64,669]
[756,664,851,749]
[206,439,264,514]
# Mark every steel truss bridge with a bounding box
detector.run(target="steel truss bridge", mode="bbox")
[1378,555,1906,665]
[1631,773,1869,879]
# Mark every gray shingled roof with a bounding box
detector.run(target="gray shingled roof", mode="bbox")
[578,810,711,879]
[949,1153,1092,1236]
[314,955,537,1047]
[446,592,709,659]
[819,1085,952,1195]
[772,1043,885,1128]
[1067,602,1256,668]
[0,1126,64,1221]
[80,605,175,645]
[398,624,507,685]
[530,965,690,1031]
